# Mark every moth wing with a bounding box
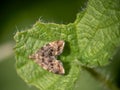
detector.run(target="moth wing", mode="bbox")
[50,60,65,75]
[50,40,65,55]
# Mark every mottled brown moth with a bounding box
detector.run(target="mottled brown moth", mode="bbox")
[29,40,65,75]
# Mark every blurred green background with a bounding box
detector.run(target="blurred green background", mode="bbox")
[0,0,120,90]
[0,0,86,42]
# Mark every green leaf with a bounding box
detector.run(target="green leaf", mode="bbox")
[14,0,120,90]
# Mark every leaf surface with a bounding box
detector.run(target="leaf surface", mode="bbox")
[14,0,120,90]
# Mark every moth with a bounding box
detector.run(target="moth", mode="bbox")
[29,40,65,75]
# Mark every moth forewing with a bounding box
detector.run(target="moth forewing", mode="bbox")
[50,40,65,55]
